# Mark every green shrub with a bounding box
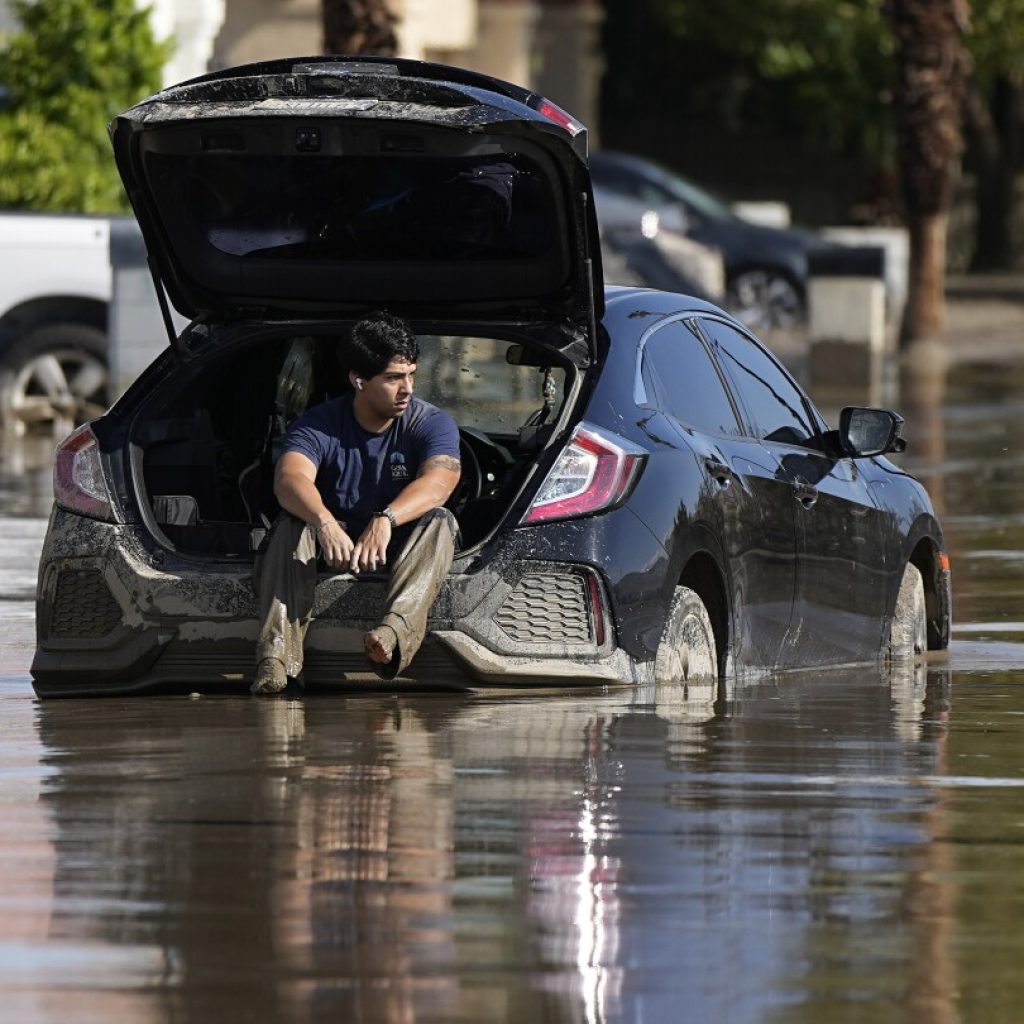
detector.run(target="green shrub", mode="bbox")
[0,0,169,212]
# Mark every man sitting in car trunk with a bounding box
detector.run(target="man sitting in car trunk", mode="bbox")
[251,311,462,694]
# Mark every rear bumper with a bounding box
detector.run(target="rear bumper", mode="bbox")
[434,630,633,686]
[32,508,638,696]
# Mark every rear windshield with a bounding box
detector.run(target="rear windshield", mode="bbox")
[146,152,557,263]
[415,335,567,434]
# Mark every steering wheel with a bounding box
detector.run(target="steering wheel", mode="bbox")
[448,432,483,512]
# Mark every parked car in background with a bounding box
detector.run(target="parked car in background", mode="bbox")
[0,213,114,437]
[32,56,950,698]
[591,151,835,331]
[596,183,726,302]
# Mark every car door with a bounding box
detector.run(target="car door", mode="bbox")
[699,317,891,665]
[639,319,797,669]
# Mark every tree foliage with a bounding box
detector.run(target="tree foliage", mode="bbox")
[0,0,168,213]
[609,0,1024,164]
[969,0,1024,89]
[602,0,894,160]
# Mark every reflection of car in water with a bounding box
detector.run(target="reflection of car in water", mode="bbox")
[591,151,839,331]
[30,665,951,1021]
[31,56,950,697]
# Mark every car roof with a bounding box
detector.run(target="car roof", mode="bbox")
[604,284,729,320]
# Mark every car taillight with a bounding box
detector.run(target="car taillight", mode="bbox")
[534,98,584,136]
[53,423,117,522]
[522,424,645,525]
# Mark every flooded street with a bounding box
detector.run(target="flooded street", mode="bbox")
[2,335,1024,1022]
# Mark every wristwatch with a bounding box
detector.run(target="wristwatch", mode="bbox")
[373,506,397,528]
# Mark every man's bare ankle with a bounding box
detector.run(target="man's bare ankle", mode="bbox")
[364,625,398,665]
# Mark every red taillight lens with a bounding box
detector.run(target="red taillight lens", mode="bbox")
[535,99,584,136]
[53,423,116,522]
[522,424,645,525]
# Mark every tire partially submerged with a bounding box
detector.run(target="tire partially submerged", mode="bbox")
[887,562,927,661]
[655,585,718,685]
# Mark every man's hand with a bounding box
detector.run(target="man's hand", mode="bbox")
[351,515,392,573]
[316,519,355,569]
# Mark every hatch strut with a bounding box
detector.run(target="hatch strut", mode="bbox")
[580,191,598,366]
[146,257,186,356]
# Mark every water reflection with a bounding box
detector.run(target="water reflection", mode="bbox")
[9,297,1024,1021]
[0,436,55,517]
[28,664,961,1023]
[899,355,1024,634]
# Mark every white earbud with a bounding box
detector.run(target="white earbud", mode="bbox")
[355,378,364,390]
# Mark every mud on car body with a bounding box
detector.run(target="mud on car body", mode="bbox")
[31,56,951,697]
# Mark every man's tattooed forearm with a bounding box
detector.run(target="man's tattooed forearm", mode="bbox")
[422,455,462,473]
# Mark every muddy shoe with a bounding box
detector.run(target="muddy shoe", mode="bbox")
[251,658,288,695]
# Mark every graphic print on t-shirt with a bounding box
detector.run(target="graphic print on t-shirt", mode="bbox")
[389,451,409,480]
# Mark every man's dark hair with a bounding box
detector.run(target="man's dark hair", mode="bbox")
[340,311,419,379]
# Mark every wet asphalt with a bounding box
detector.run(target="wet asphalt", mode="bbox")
[2,300,1024,1022]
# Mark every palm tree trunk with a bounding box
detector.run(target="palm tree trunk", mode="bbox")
[904,210,949,341]
[322,0,398,56]
[887,0,970,347]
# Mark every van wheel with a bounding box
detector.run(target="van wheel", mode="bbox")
[0,323,108,438]
[655,586,718,684]
[887,562,927,660]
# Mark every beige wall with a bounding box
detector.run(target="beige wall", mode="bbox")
[212,0,322,70]
[457,0,603,136]
[213,0,477,69]
[454,1,538,93]
[532,1,603,135]
[150,0,226,86]
[206,0,602,135]
[397,0,476,59]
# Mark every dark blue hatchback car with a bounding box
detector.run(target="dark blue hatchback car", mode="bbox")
[31,57,950,697]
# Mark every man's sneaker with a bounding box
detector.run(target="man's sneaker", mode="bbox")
[251,658,288,695]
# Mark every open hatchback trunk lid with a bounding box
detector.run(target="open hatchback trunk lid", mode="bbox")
[110,56,604,346]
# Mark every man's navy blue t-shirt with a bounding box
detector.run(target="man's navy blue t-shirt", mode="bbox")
[282,393,460,538]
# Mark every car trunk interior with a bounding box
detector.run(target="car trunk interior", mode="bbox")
[131,328,576,558]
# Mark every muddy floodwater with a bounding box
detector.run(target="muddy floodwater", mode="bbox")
[2,350,1024,1023]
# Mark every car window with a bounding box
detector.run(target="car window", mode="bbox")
[643,183,680,209]
[593,162,670,206]
[149,152,557,263]
[699,319,815,446]
[641,321,743,436]
[415,336,566,434]
[591,162,630,193]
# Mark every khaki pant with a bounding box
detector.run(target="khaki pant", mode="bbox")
[254,508,458,680]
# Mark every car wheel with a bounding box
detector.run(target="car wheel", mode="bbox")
[887,562,927,660]
[0,323,108,438]
[655,586,718,685]
[727,270,803,331]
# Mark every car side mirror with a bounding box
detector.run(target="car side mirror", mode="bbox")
[839,406,906,457]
